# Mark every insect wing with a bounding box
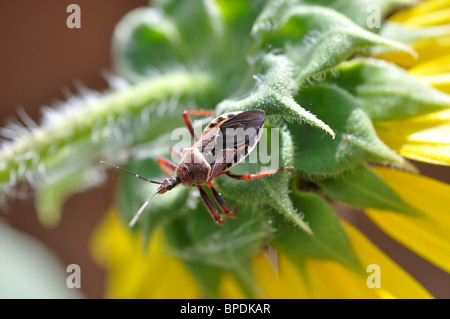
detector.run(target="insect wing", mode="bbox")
[203,110,265,180]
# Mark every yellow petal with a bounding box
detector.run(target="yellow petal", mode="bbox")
[409,54,450,76]
[365,167,450,274]
[302,258,382,298]
[415,74,450,93]
[218,252,310,298]
[378,35,450,68]
[337,222,432,298]
[382,0,450,68]
[218,272,247,299]
[252,253,309,298]
[409,54,450,93]
[390,0,450,26]
[91,209,201,298]
[251,225,431,298]
[375,110,450,166]
[290,222,431,298]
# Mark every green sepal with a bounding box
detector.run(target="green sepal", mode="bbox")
[301,0,415,29]
[187,200,267,298]
[154,0,224,61]
[314,164,423,216]
[218,53,335,138]
[164,199,270,298]
[218,0,267,40]
[112,7,183,79]
[291,85,412,175]
[373,21,450,54]
[162,217,223,298]
[252,4,416,83]
[272,189,363,273]
[215,125,312,233]
[330,58,450,121]
[116,158,190,244]
[36,167,102,227]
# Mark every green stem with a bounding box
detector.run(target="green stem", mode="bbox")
[0,71,214,187]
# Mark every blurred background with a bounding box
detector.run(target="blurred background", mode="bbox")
[0,0,449,298]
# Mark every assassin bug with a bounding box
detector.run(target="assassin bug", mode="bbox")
[101,109,292,227]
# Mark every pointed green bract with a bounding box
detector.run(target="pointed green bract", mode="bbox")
[252,4,416,83]
[215,125,312,233]
[163,218,223,298]
[301,0,415,29]
[273,190,363,273]
[164,200,269,298]
[36,168,102,227]
[315,164,423,216]
[252,0,415,31]
[113,7,183,79]
[373,21,450,56]
[218,53,335,138]
[155,0,224,56]
[116,159,190,243]
[330,58,450,121]
[291,85,412,175]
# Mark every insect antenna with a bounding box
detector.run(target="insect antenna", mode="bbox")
[100,161,162,184]
[128,187,162,227]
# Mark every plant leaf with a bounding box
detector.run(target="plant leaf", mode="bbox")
[291,84,413,175]
[330,58,450,121]
[314,164,422,216]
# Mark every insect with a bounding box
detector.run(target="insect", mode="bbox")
[101,109,292,227]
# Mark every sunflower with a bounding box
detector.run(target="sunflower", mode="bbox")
[90,0,449,299]
[1,0,449,299]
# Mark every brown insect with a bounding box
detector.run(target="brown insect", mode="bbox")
[101,109,291,227]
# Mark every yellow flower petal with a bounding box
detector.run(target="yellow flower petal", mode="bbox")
[409,54,450,76]
[378,34,450,68]
[280,222,431,298]
[340,222,432,298]
[409,54,450,93]
[252,253,309,298]
[302,258,382,299]
[218,252,310,298]
[91,209,202,298]
[218,272,247,299]
[253,225,430,299]
[390,0,450,26]
[375,110,450,166]
[415,74,450,93]
[365,167,450,274]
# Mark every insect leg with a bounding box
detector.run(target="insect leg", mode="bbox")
[197,185,224,225]
[224,166,293,180]
[208,182,237,218]
[183,110,215,141]
[157,157,177,177]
